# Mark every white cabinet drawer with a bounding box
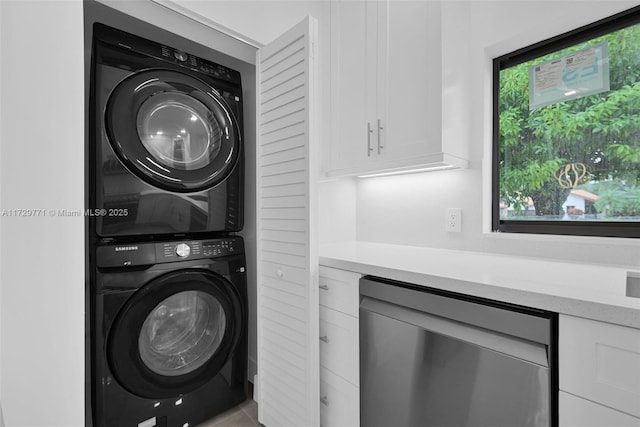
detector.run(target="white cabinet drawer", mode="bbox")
[319,305,359,386]
[319,266,361,317]
[559,391,640,426]
[560,315,640,418]
[320,366,360,427]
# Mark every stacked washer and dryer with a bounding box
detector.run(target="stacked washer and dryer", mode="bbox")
[88,23,247,427]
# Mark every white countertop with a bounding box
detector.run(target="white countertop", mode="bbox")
[320,241,640,329]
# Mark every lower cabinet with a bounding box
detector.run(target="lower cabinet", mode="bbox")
[320,367,359,427]
[559,314,640,426]
[319,266,361,427]
[312,274,640,427]
[560,391,640,426]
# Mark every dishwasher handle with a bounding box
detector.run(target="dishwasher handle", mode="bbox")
[360,296,549,367]
[360,277,552,345]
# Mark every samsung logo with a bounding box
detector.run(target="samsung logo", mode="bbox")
[115,246,139,252]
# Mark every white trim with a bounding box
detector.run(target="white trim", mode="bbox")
[96,0,257,64]
[150,0,264,48]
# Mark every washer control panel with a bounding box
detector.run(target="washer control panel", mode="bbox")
[157,238,240,263]
[96,237,243,268]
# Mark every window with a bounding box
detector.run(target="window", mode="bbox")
[493,6,640,238]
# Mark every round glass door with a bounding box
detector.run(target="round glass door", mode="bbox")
[105,69,240,193]
[138,290,226,377]
[107,270,243,398]
[136,93,223,171]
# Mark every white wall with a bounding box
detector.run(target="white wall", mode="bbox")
[0,1,85,426]
[350,0,640,268]
[319,178,357,244]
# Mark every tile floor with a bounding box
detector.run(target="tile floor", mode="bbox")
[197,398,262,427]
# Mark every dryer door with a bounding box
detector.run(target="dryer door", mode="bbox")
[105,69,241,193]
[107,269,244,398]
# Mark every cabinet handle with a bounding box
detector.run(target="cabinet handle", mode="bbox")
[367,122,374,156]
[377,119,384,154]
[319,284,329,291]
[319,335,329,343]
[320,395,329,406]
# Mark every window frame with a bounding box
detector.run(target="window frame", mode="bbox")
[492,5,640,239]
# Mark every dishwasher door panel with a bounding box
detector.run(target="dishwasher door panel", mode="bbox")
[360,309,550,427]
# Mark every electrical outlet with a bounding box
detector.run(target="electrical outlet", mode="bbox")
[446,208,462,232]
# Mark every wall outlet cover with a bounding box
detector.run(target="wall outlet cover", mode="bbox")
[446,208,462,232]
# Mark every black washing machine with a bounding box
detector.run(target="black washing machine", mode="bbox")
[91,236,247,427]
[90,23,243,238]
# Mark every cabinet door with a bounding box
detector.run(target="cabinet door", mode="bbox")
[319,305,359,386]
[319,266,361,317]
[560,391,640,426]
[320,367,360,427]
[325,0,469,177]
[377,0,441,165]
[257,16,319,427]
[327,0,376,173]
[559,315,640,419]
[377,0,469,170]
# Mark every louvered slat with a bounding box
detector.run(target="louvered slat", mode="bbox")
[261,261,309,284]
[260,109,305,136]
[260,207,305,220]
[261,158,306,178]
[261,122,306,146]
[261,45,305,80]
[260,171,307,188]
[262,85,305,115]
[262,278,306,299]
[261,195,306,209]
[261,74,306,105]
[260,183,307,199]
[261,240,306,257]
[261,136,306,158]
[256,16,319,427]
[261,97,306,125]
[261,317,307,353]
[260,250,306,269]
[260,219,306,233]
[261,147,306,167]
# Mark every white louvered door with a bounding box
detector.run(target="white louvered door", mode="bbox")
[256,16,320,427]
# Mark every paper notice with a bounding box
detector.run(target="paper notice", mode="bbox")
[528,41,609,110]
[533,60,563,92]
[564,48,596,73]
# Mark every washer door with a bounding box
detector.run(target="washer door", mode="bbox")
[105,69,240,192]
[107,269,243,398]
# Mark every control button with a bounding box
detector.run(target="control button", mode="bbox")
[175,243,191,258]
[174,51,188,62]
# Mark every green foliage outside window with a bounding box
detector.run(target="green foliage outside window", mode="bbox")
[498,22,640,222]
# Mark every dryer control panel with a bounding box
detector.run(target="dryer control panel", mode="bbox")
[96,237,243,268]
[94,23,241,86]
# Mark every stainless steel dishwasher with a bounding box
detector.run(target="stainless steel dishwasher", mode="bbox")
[360,276,557,427]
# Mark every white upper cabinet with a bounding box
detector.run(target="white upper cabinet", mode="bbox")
[326,0,470,177]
